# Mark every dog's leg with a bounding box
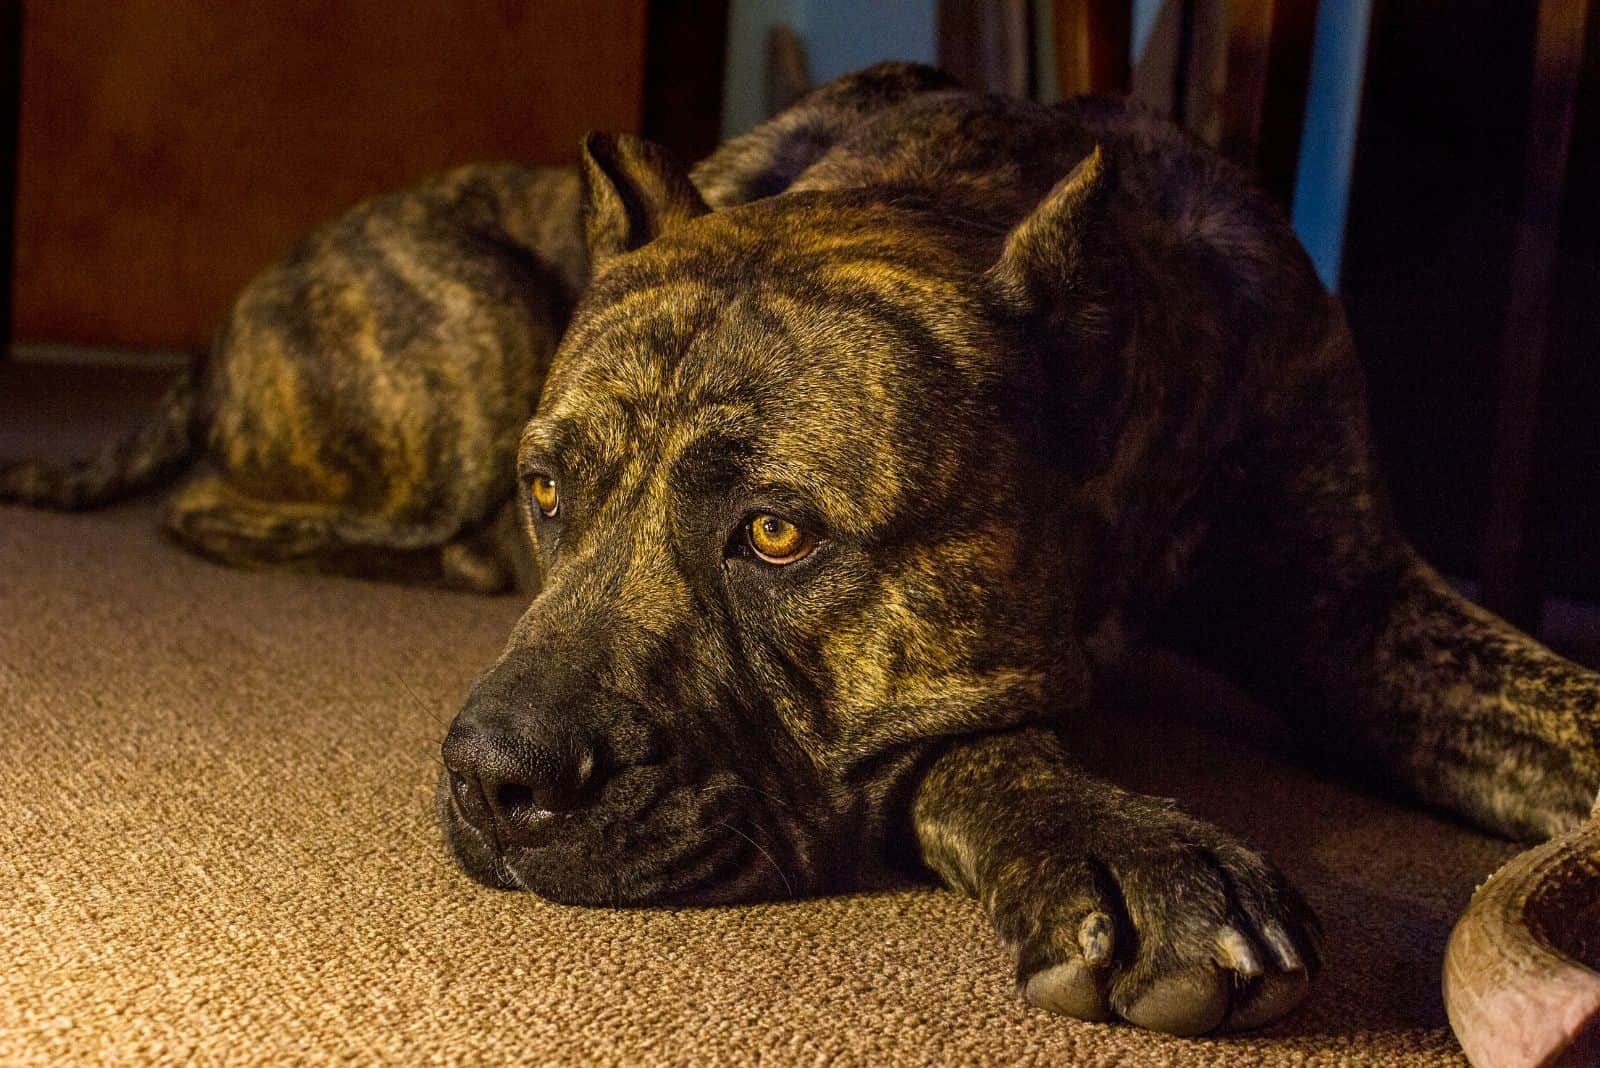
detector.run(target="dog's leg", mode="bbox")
[1276,548,1600,839]
[1191,311,1600,840]
[912,726,1320,1035]
[164,474,518,593]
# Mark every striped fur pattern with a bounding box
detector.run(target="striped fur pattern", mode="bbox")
[437,65,1600,1037]
[2,162,584,592]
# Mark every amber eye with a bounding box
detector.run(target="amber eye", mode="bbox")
[530,475,559,517]
[747,514,815,564]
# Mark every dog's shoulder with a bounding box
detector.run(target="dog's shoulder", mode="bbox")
[692,61,958,208]
[796,92,1305,282]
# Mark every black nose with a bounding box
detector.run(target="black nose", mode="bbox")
[441,712,599,844]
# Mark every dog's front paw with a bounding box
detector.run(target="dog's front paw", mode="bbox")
[995,806,1320,1035]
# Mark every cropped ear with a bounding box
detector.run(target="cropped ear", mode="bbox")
[986,146,1111,312]
[580,131,709,270]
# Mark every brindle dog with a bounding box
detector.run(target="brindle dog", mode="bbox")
[7,64,1598,1037]
[2,162,582,592]
[438,66,1600,1036]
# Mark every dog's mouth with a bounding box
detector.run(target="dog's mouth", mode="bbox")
[435,768,805,906]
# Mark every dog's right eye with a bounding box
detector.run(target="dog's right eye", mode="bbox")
[530,475,559,518]
[747,514,816,565]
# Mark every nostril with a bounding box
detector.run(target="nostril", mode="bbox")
[495,782,539,817]
[447,770,493,829]
[444,707,606,831]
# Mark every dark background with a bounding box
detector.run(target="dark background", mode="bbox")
[1342,0,1600,605]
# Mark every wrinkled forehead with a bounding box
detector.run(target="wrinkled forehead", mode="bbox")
[525,207,1004,533]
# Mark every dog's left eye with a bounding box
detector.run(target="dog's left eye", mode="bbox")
[530,475,559,518]
[747,514,816,564]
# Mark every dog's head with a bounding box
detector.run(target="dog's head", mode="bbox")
[439,132,1116,905]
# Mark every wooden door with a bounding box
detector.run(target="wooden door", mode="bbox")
[12,1,649,351]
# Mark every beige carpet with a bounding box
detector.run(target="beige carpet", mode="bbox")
[0,364,1530,1065]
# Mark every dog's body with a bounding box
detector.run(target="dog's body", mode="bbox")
[3,161,584,591]
[8,64,1598,1037]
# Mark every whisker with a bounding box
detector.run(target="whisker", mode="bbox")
[396,675,430,711]
[397,674,454,730]
[717,820,794,899]
[696,780,793,811]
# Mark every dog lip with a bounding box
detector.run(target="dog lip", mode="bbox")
[503,806,558,834]
[442,765,742,903]
[437,788,517,890]
[499,826,748,906]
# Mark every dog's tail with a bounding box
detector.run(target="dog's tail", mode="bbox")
[0,361,203,510]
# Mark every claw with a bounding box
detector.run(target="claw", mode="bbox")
[1262,923,1304,971]
[1078,911,1114,965]
[1214,925,1263,976]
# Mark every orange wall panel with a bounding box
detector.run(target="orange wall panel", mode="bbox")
[14,2,648,349]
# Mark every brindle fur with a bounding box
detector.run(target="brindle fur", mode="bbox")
[435,65,1600,1037]
[2,162,585,592]
[4,63,1596,1037]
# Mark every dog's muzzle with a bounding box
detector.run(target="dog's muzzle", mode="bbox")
[440,695,601,851]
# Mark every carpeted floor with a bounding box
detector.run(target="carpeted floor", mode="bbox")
[0,363,1551,1065]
